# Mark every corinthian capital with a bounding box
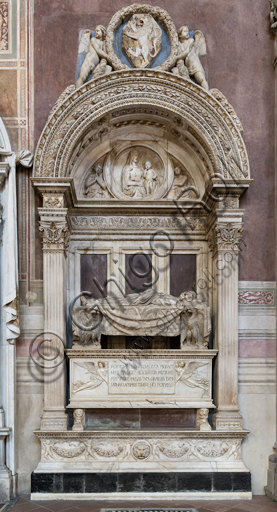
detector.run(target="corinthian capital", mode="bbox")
[39,220,69,250]
[208,222,243,252]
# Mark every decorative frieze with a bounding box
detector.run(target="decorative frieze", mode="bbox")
[238,290,275,306]
[34,429,248,473]
[70,215,207,232]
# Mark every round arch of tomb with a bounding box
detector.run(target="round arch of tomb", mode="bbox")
[33,70,250,193]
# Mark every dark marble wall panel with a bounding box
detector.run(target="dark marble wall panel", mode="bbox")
[125,253,152,294]
[34,0,275,281]
[170,254,196,296]
[81,254,107,298]
[85,408,196,429]
[31,471,251,493]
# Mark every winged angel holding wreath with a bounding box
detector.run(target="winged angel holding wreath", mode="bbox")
[76,25,113,88]
[172,26,209,91]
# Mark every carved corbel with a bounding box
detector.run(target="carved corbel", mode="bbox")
[197,408,211,431]
[72,409,85,431]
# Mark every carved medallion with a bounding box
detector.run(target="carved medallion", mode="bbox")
[122,14,162,68]
[103,143,174,200]
[132,440,151,460]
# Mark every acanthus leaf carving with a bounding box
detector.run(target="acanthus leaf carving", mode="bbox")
[39,220,69,249]
[208,223,243,252]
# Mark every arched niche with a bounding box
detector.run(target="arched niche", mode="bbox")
[33,70,250,202]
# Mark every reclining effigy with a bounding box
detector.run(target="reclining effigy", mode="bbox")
[72,289,211,349]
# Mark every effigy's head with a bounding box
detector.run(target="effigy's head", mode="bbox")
[179,291,196,303]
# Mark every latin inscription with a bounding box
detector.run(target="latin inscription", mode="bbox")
[108,360,176,395]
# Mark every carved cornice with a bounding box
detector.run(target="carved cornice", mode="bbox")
[66,349,218,359]
[210,89,243,134]
[33,71,250,183]
[35,429,248,440]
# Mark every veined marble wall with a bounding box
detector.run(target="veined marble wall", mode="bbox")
[238,281,276,494]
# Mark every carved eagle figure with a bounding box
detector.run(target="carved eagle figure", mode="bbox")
[176,361,209,391]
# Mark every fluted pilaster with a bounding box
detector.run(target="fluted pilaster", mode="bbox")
[39,201,69,431]
[208,213,244,430]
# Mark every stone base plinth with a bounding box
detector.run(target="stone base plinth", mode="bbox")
[0,466,13,501]
[31,471,251,499]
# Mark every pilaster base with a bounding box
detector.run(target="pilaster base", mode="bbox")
[214,410,243,431]
[40,411,68,431]
[265,454,277,501]
[0,466,13,501]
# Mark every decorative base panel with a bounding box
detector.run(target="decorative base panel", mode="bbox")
[34,430,249,473]
[31,471,251,497]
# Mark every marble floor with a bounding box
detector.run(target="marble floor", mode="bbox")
[2,495,276,512]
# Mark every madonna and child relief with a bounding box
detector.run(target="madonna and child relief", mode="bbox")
[82,146,196,201]
[121,148,160,198]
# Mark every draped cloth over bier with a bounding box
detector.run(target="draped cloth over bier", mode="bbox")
[77,289,211,340]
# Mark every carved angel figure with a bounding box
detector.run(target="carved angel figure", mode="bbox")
[76,26,112,88]
[178,291,210,347]
[167,166,195,200]
[176,361,209,392]
[270,0,277,29]
[73,361,107,393]
[84,163,108,199]
[172,27,209,91]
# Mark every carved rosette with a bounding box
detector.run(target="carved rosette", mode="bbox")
[208,223,243,253]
